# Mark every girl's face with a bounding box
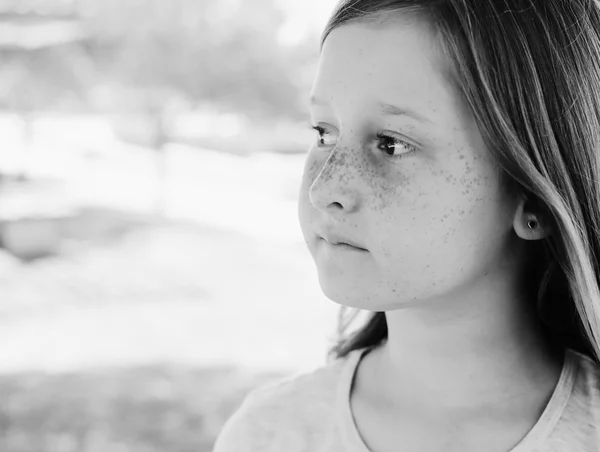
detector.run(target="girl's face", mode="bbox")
[298,19,522,311]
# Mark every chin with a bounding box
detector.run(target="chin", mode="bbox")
[317,277,384,311]
[318,277,420,311]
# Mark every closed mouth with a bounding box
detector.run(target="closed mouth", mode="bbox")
[321,237,366,251]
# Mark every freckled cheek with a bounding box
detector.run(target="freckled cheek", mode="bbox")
[434,175,500,241]
[368,167,419,213]
[374,170,451,225]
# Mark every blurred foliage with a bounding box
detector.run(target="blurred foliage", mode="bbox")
[0,365,286,452]
[0,0,318,121]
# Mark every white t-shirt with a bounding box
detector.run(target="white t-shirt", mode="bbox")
[212,346,600,451]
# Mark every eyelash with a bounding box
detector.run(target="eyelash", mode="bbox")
[374,132,417,160]
[311,125,324,133]
[310,125,417,161]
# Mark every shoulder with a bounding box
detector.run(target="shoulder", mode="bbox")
[212,350,360,452]
[568,348,600,407]
[549,348,600,448]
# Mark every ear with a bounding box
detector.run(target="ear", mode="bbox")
[513,197,552,241]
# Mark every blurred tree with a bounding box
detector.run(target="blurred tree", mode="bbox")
[87,0,311,119]
[0,0,315,119]
[0,2,94,112]
[0,2,94,181]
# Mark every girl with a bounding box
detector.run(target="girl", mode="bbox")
[213,0,600,451]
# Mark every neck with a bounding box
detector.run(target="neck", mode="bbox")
[367,271,563,414]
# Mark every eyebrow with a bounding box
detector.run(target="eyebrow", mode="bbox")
[310,96,433,125]
[377,102,434,125]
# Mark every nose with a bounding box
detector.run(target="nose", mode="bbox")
[308,147,360,214]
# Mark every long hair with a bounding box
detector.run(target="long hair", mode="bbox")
[322,0,600,364]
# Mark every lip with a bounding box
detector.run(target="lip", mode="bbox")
[319,231,367,251]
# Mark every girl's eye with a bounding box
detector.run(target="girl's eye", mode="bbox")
[374,132,418,160]
[311,125,338,147]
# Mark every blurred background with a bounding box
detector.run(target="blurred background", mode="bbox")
[0,0,346,450]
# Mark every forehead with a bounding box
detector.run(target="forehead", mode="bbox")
[314,20,464,122]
